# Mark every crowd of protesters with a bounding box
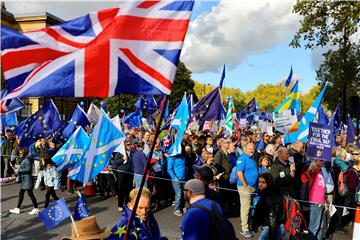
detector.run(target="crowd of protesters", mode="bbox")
[1,117,360,240]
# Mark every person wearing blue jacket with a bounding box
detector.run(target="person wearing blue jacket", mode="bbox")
[167,154,186,216]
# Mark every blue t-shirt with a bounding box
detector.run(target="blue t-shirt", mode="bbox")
[180,198,223,240]
[236,154,259,188]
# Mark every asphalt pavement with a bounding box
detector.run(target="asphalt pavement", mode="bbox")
[1,181,353,240]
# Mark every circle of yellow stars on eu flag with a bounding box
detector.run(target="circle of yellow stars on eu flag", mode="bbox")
[47,205,63,222]
[77,202,89,218]
[23,115,50,140]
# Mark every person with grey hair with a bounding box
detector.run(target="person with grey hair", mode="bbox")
[264,144,275,164]
[269,147,296,197]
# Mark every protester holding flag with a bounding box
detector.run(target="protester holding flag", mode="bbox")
[9,147,39,215]
[106,188,164,240]
[167,153,186,217]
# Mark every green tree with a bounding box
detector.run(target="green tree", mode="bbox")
[170,61,198,111]
[316,45,360,112]
[290,1,360,119]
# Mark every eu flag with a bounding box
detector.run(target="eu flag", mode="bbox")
[193,87,225,127]
[54,105,90,142]
[134,95,157,111]
[38,198,71,230]
[346,114,360,148]
[284,65,293,87]
[219,64,226,89]
[74,193,90,221]
[124,110,143,129]
[238,97,257,118]
[318,105,329,125]
[15,100,62,147]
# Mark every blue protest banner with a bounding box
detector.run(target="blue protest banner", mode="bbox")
[307,122,332,161]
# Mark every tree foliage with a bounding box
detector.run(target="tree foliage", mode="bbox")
[290,1,360,116]
[170,61,198,111]
[316,45,360,112]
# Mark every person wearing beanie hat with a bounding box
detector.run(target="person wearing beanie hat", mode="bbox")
[180,179,224,240]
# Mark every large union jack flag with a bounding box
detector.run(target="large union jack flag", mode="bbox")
[1,1,194,108]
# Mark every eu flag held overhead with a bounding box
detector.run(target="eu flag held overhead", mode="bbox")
[14,100,62,147]
[55,104,90,142]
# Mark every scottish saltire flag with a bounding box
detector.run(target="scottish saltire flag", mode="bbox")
[52,127,89,172]
[69,110,125,184]
[238,97,257,118]
[284,66,293,87]
[284,83,327,143]
[134,95,157,111]
[0,90,25,115]
[168,94,189,156]
[1,1,194,110]
[274,80,300,114]
[219,64,226,89]
[346,114,360,148]
[225,96,235,136]
[193,87,225,127]
[318,105,329,125]
[124,110,143,129]
[1,112,18,128]
[87,103,101,125]
[74,193,90,221]
[55,105,90,142]
[14,100,62,147]
[38,198,71,230]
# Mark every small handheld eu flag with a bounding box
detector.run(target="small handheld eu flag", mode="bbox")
[74,192,90,221]
[38,198,71,230]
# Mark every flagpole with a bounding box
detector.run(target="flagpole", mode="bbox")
[124,95,168,240]
[69,215,80,238]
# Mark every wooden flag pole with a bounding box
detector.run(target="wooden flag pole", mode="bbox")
[69,215,80,238]
[124,95,168,240]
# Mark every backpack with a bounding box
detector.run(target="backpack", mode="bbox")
[190,200,238,240]
[284,195,307,237]
[229,166,237,184]
[338,170,350,197]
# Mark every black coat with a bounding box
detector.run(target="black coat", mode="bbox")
[253,186,285,240]
[112,151,133,172]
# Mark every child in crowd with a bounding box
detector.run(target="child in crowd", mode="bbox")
[35,159,61,208]
[258,156,271,174]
